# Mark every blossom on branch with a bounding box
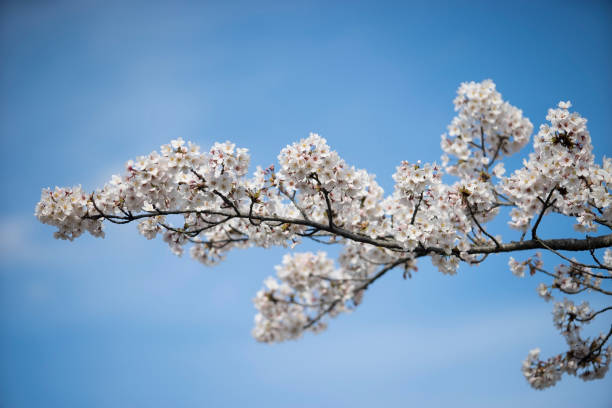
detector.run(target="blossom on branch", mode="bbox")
[35,80,612,389]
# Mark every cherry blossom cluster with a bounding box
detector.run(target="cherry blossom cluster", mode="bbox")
[252,241,411,342]
[252,252,339,342]
[510,251,611,388]
[502,102,612,232]
[276,133,387,237]
[35,79,612,390]
[508,252,542,278]
[35,185,104,240]
[254,251,358,342]
[384,161,500,272]
[441,79,533,180]
[552,263,603,294]
[522,299,611,389]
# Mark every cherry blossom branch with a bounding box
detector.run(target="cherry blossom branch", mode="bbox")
[535,237,612,276]
[302,256,412,330]
[35,81,612,389]
[576,306,612,323]
[83,208,612,256]
[595,217,612,229]
[532,265,612,296]
[579,325,612,365]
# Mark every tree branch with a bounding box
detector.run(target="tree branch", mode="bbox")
[576,306,612,323]
[84,208,612,256]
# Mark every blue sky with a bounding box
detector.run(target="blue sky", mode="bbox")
[1,0,611,407]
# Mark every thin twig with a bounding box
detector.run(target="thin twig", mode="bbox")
[466,200,500,249]
[411,192,424,225]
[533,266,612,295]
[576,306,612,323]
[213,190,240,215]
[535,238,612,278]
[486,136,509,170]
[532,187,557,240]
[279,186,310,221]
[579,325,612,365]
[302,257,411,330]
[587,236,612,271]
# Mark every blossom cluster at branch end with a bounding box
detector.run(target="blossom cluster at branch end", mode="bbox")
[502,101,612,232]
[510,253,612,388]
